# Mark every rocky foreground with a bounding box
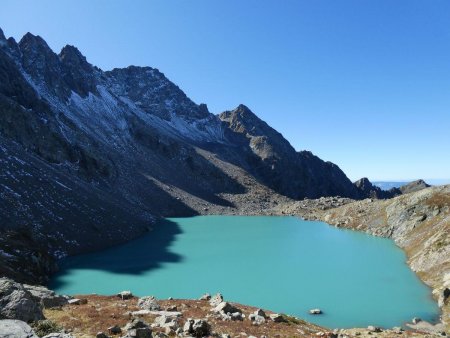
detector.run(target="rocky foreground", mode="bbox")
[0,279,444,338]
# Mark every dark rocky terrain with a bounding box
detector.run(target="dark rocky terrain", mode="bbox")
[353,178,430,199]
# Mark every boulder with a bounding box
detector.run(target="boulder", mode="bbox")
[147,310,182,317]
[183,318,209,336]
[123,318,149,331]
[209,293,223,307]
[96,332,110,338]
[153,315,178,330]
[367,325,382,332]
[117,291,133,300]
[67,298,87,305]
[23,284,68,309]
[254,309,266,318]
[108,325,121,334]
[199,293,211,301]
[130,310,151,316]
[0,320,38,338]
[231,312,243,321]
[309,308,322,315]
[166,305,177,312]
[269,313,287,322]
[438,288,450,307]
[0,278,44,321]
[249,313,265,325]
[412,317,422,324]
[213,301,240,314]
[42,334,75,338]
[137,296,160,310]
[123,327,152,338]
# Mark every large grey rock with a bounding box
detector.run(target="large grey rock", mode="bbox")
[117,290,133,300]
[209,293,224,307]
[153,315,178,330]
[213,301,240,314]
[137,296,160,310]
[23,284,68,308]
[249,313,265,325]
[122,328,152,338]
[0,319,38,338]
[42,333,75,338]
[269,313,287,322]
[183,318,209,336]
[0,278,44,321]
[123,318,149,331]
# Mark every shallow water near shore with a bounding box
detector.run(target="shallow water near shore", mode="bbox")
[51,216,439,328]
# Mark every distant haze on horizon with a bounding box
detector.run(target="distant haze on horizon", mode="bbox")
[1,0,449,181]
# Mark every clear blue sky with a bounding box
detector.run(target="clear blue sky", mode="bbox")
[1,0,449,181]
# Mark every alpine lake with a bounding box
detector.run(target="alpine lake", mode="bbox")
[50,216,440,328]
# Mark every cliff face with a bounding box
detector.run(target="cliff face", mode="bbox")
[219,105,359,199]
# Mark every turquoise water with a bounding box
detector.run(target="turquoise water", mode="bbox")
[51,216,439,328]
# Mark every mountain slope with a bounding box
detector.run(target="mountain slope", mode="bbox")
[219,104,359,199]
[1,28,359,282]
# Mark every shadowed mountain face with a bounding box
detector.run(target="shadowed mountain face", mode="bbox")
[219,105,359,199]
[0,28,361,282]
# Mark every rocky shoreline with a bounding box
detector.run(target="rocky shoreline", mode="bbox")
[0,282,444,338]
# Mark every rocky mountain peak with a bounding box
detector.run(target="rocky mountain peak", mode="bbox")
[19,32,52,54]
[354,177,373,190]
[219,104,296,159]
[354,177,400,199]
[59,45,89,67]
[400,179,431,194]
[59,44,98,97]
[0,27,5,42]
[105,65,210,121]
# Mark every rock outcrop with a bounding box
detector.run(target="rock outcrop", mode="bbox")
[354,177,431,200]
[0,320,38,338]
[0,278,44,322]
[219,105,359,199]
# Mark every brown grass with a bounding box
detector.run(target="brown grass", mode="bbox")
[44,295,329,338]
[425,192,450,209]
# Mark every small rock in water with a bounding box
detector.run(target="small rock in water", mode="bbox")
[309,308,322,315]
